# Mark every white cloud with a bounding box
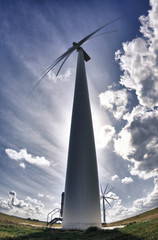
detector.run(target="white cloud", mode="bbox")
[115,0,158,109]
[9,191,16,197]
[121,177,133,184]
[96,124,115,148]
[5,148,50,167]
[106,177,158,222]
[20,163,26,168]
[9,191,30,209]
[46,195,55,200]
[98,0,158,181]
[111,174,119,181]
[47,68,72,83]
[114,106,158,179]
[99,89,128,119]
[54,202,60,207]
[38,193,44,198]
[114,127,135,160]
[37,193,54,200]
[133,177,158,210]
[0,191,46,219]
[25,196,42,205]
[0,198,10,210]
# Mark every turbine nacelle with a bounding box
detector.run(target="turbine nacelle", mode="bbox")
[73,42,91,62]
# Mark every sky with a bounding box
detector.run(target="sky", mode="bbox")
[0,0,158,223]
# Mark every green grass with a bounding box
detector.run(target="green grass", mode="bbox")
[0,213,46,226]
[121,218,158,240]
[0,208,158,240]
[107,207,158,226]
[0,220,158,240]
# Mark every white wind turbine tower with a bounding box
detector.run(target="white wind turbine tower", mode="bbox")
[30,13,130,230]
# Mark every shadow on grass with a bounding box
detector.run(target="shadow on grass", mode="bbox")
[2,227,143,240]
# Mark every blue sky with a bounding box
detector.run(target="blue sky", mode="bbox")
[0,0,158,223]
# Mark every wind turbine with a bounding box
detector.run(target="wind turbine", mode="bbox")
[100,184,116,224]
[29,13,130,93]
[30,13,131,230]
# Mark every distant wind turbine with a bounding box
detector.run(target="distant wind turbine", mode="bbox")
[100,184,117,224]
[30,12,132,230]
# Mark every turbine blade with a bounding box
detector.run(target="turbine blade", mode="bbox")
[105,187,115,195]
[43,46,75,75]
[56,50,73,76]
[28,49,74,95]
[105,198,112,207]
[106,205,110,210]
[106,196,117,200]
[88,30,117,41]
[78,11,133,46]
[104,183,109,195]
[101,185,103,195]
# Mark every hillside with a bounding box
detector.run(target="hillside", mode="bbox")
[0,212,46,226]
[108,207,158,226]
[0,207,158,227]
[0,208,157,240]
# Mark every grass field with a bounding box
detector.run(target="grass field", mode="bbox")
[0,208,158,240]
[107,207,158,226]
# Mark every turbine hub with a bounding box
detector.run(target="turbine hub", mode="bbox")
[73,42,80,50]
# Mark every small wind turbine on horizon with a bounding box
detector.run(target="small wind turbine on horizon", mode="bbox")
[100,184,117,224]
[29,12,132,230]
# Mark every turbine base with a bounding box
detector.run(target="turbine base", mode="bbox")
[62,222,101,230]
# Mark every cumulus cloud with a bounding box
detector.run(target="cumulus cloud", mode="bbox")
[9,190,16,197]
[47,68,72,82]
[133,177,158,210]
[107,1,158,180]
[8,191,30,209]
[0,198,10,210]
[121,177,133,184]
[114,126,135,160]
[5,148,50,167]
[0,191,45,219]
[38,193,55,201]
[96,124,115,148]
[114,106,158,179]
[20,163,26,168]
[115,0,158,109]
[98,3,158,219]
[107,177,158,222]
[111,174,119,181]
[46,195,55,200]
[9,191,16,206]
[38,193,44,198]
[99,89,128,119]
[25,196,42,205]
[37,193,54,200]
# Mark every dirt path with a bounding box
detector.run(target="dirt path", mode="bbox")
[20,223,45,228]
[102,225,126,230]
[20,222,126,230]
